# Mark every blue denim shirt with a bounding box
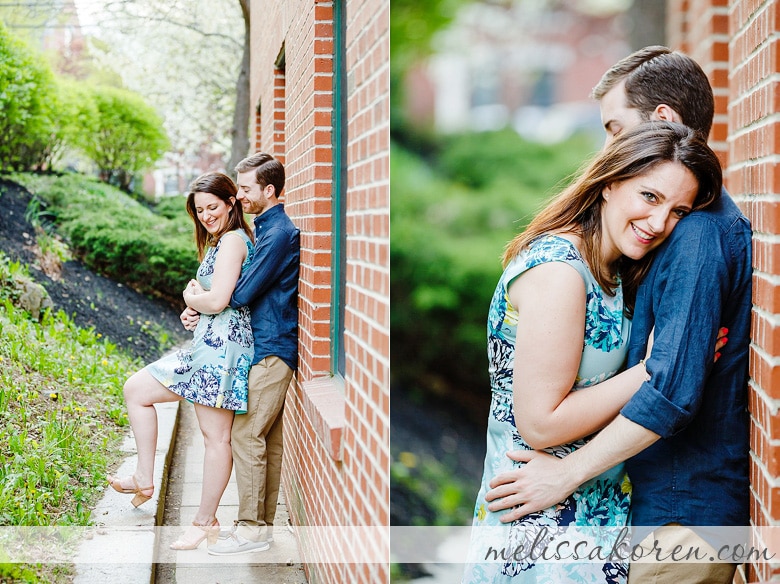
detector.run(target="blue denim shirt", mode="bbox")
[230,204,300,371]
[623,192,751,527]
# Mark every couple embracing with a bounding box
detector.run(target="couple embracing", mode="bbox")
[108,152,299,556]
[464,47,750,584]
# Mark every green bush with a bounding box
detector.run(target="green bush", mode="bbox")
[11,173,198,305]
[54,79,100,164]
[435,128,597,192]
[153,194,192,223]
[0,23,167,184]
[78,85,169,191]
[0,22,58,171]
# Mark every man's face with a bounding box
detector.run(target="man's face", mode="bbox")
[235,170,270,215]
[599,79,646,146]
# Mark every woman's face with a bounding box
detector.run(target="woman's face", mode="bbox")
[193,191,234,236]
[600,161,699,264]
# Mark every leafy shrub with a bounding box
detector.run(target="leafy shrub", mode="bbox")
[435,127,597,191]
[11,173,198,306]
[153,194,192,224]
[0,23,166,183]
[54,79,100,166]
[0,22,58,171]
[77,85,169,191]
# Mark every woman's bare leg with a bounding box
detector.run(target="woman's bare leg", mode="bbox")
[111,369,182,492]
[192,403,234,525]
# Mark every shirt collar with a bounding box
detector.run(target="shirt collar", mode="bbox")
[253,203,284,229]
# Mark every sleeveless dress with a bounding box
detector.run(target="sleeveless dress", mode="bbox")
[463,235,632,584]
[146,230,254,414]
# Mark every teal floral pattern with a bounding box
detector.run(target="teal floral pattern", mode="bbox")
[146,230,254,413]
[464,235,632,584]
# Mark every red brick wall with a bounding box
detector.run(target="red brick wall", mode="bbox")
[668,0,778,581]
[666,0,730,165]
[249,2,389,583]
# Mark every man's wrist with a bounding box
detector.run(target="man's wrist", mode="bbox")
[560,454,587,495]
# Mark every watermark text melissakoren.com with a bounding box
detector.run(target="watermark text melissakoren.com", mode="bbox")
[482,526,775,564]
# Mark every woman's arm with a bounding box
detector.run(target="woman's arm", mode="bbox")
[183,233,247,315]
[510,263,646,450]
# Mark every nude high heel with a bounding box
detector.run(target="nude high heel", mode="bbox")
[107,475,154,508]
[170,518,220,550]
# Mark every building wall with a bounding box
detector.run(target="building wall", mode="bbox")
[249,2,389,583]
[668,0,779,582]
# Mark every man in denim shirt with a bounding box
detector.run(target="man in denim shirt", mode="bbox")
[207,152,301,555]
[485,47,751,583]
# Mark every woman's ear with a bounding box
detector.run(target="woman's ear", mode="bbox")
[602,184,612,201]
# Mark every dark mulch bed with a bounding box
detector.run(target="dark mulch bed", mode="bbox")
[0,178,189,363]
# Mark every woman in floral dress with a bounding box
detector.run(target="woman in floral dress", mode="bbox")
[463,122,723,583]
[108,172,254,551]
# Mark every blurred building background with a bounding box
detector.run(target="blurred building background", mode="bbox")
[399,0,667,139]
[407,1,629,141]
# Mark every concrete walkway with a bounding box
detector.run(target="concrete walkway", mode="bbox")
[74,400,308,584]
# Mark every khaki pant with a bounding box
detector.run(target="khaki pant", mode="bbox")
[628,524,738,584]
[231,356,293,541]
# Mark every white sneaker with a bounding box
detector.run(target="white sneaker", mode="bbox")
[207,531,270,555]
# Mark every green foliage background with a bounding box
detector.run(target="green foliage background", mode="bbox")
[391,130,598,422]
[79,86,170,191]
[0,252,143,583]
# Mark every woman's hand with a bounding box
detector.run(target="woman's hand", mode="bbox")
[714,327,728,362]
[184,279,205,297]
[182,280,205,307]
[180,306,200,331]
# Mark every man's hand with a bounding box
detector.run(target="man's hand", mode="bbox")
[180,306,200,331]
[485,450,579,523]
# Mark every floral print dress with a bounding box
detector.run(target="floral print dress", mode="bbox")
[463,235,632,584]
[146,230,254,413]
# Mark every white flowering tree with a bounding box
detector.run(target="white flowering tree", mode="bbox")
[74,0,247,176]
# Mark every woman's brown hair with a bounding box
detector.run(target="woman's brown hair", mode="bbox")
[185,172,253,261]
[502,121,722,313]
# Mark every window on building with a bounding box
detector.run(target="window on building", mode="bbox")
[331,1,347,376]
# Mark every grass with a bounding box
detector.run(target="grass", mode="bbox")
[0,252,145,582]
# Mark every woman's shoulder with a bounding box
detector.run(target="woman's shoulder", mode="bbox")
[215,229,251,247]
[502,233,590,286]
[518,233,584,266]
[226,228,252,241]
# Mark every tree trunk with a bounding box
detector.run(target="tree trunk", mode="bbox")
[227,0,251,175]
